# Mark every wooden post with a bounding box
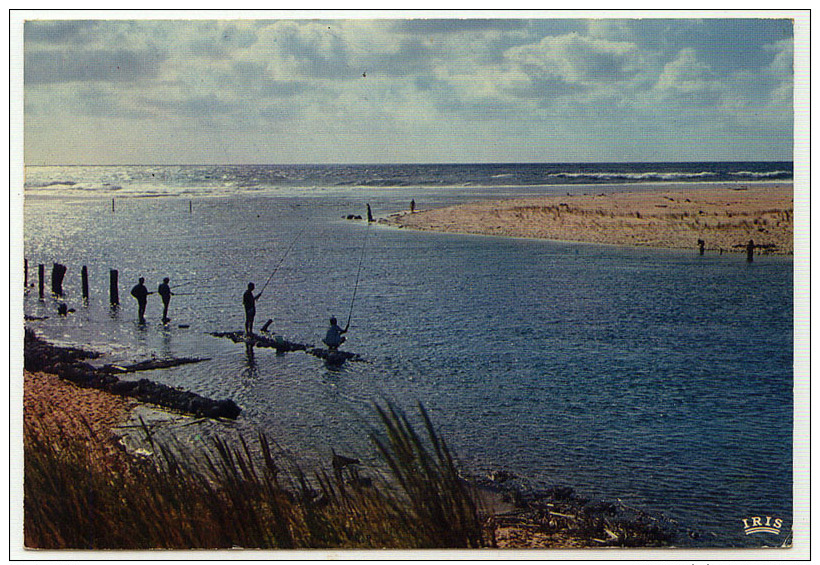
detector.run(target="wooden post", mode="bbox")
[110,269,119,305]
[81,266,89,302]
[38,264,44,300]
[189,200,192,214]
[112,198,115,213]
[24,258,28,288]
[51,263,66,297]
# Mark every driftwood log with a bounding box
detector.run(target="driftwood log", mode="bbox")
[24,330,240,419]
[210,331,364,364]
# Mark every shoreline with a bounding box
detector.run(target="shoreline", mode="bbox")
[21,330,678,549]
[384,182,793,255]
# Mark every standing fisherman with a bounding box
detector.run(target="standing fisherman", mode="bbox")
[243,282,263,335]
[130,277,152,324]
[158,277,173,323]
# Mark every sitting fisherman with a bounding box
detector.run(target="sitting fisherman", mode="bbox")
[323,316,348,351]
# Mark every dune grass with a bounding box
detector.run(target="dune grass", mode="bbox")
[23,401,490,550]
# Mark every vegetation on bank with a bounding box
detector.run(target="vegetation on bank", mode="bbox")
[24,401,489,549]
[24,395,677,550]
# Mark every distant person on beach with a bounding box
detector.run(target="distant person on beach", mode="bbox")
[130,277,152,324]
[323,317,348,351]
[746,239,755,263]
[367,203,374,223]
[410,199,416,213]
[243,282,263,335]
[158,277,173,323]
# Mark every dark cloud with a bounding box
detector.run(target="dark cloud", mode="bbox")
[24,20,100,44]
[393,19,529,34]
[185,24,259,59]
[25,47,167,84]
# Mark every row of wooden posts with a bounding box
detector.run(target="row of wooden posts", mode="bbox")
[25,258,122,305]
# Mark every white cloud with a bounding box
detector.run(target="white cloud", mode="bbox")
[21,18,795,164]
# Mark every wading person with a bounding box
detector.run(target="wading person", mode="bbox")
[323,316,348,351]
[130,277,152,324]
[243,282,263,335]
[158,277,173,323]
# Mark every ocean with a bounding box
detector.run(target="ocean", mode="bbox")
[21,162,794,547]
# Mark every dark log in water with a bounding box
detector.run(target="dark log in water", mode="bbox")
[210,331,309,353]
[24,330,239,420]
[307,348,364,364]
[99,357,209,374]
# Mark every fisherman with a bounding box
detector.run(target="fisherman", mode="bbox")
[323,316,348,351]
[243,282,263,335]
[158,277,173,323]
[410,199,416,213]
[130,277,152,324]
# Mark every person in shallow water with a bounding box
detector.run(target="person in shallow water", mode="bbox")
[243,282,263,335]
[130,277,152,324]
[158,277,173,323]
[323,316,348,351]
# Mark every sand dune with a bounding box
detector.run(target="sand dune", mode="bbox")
[386,183,793,255]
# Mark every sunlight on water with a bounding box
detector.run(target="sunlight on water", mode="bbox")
[22,169,793,547]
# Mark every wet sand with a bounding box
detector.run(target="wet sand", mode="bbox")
[387,182,793,254]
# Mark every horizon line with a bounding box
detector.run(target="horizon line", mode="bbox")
[24,159,795,167]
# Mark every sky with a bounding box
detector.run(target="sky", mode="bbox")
[21,16,796,165]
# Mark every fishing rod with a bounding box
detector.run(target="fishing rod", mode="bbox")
[259,227,307,295]
[345,222,371,331]
[170,281,196,289]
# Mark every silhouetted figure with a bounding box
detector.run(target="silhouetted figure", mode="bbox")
[243,282,263,335]
[410,199,416,213]
[746,239,755,263]
[367,203,374,223]
[158,277,173,323]
[698,239,705,256]
[323,316,348,351]
[130,277,152,324]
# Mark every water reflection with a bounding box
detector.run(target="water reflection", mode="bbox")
[243,341,258,379]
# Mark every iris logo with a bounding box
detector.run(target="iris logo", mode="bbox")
[742,516,783,535]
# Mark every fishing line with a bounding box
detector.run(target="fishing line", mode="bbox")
[346,222,371,330]
[260,227,307,295]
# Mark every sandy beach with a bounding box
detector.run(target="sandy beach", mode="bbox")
[386,183,793,255]
[24,369,135,461]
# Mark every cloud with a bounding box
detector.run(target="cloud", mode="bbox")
[505,32,641,85]
[21,17,796,164]
[24,46,167,84]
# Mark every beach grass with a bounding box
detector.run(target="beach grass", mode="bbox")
[23,401,489,550]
